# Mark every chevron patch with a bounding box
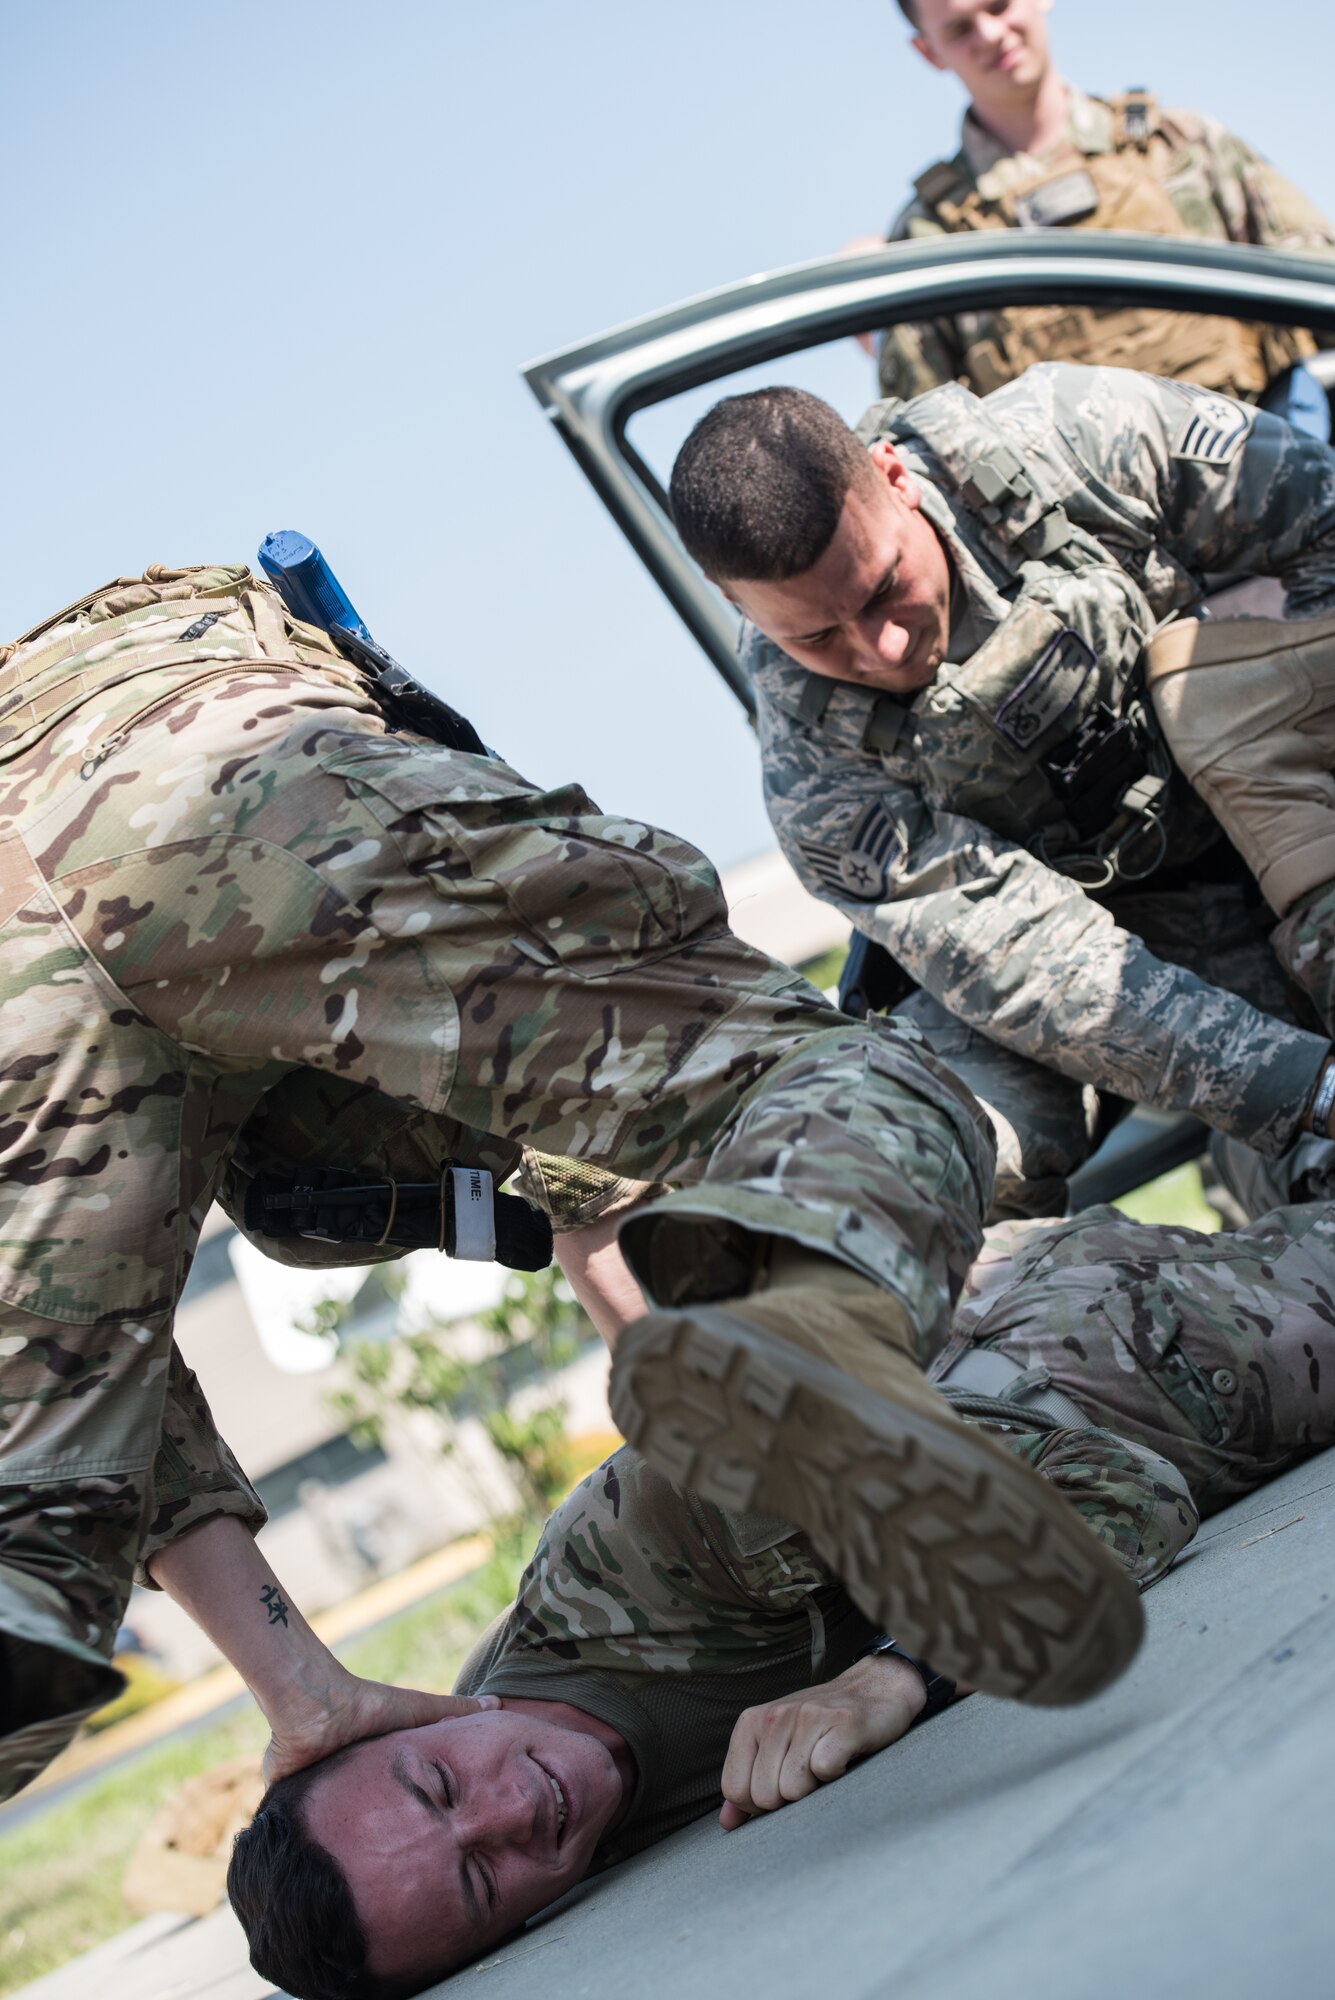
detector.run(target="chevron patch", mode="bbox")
[1172,385,1254,465]
[797,799,902,903]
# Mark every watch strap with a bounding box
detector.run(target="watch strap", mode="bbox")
[863,1633,957,1722]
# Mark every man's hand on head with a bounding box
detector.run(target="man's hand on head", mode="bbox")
[718,1652,931,1829]
[147,1515,501,1788]
[263,1675,500,1787]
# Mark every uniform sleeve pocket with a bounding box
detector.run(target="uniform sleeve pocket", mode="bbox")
[318,741,727,979]
[488,803,728,976]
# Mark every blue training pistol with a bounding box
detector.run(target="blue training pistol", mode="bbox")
[256,530,489,757]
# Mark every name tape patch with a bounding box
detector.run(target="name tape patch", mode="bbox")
[1014,169,1099,231]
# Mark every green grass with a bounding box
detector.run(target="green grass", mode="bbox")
[798,943,850,997]
[0,1706,271,1996]
[1112,1158,1221,1233]
[0,1533,529,1998]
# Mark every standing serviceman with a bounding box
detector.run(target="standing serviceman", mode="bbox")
[0,558,1147,1806]
[667,364,1335,1217]
[861,0,1335,436]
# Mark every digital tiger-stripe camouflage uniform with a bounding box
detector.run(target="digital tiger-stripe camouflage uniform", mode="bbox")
[0,564,1145,1805]
[455,1196,1335,1865]
[753,363,1335,1218]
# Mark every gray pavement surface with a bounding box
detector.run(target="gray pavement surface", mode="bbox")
[16,1451,1335,2000]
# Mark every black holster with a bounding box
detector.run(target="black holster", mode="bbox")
[244,1166,553,1271]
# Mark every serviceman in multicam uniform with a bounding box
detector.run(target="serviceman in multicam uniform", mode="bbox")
[0,556,1160,1810]
[862,0,1335,436]
[222,1187,1335,1999]
[667,363,1335,1220]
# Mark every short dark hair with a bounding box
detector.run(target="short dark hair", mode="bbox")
[228,1751,406,2000]
[669,388,873,585]
[896,0,919,23]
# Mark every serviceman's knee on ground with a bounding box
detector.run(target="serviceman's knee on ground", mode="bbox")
[0,1315,266,1798]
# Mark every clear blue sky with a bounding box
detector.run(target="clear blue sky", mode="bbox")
[5,0,1332,866]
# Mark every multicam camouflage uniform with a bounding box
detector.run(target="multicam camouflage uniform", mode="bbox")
[879,87,1335,402]
[0,565,996,1802]
[458,1198,1335,1861]
[755,363,1335,1214]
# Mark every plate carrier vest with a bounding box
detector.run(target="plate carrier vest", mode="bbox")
[912,91,1313,399]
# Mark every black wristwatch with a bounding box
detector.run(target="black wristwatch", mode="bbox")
[862,1633,957,1723]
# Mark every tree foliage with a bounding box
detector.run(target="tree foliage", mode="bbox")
[326,1265,589,1519]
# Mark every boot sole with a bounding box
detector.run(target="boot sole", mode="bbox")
[610,1305,1143,1706]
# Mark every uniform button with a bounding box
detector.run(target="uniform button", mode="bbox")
[1212,1368,1238,1395]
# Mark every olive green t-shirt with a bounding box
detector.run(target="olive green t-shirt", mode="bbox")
[455,1449,874,1867]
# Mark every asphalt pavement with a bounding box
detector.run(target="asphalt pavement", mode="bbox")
[14,1448,1335,2000]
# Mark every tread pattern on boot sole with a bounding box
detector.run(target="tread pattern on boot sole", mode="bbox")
[610,1311,1143,1707]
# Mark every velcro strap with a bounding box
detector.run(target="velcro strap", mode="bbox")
[962,445,1032,513]
[862,696,910,756]
[450,1167,497,1262]
[724,1509,800,1556]
[797,675,835,726]
[1019,508,1076,560]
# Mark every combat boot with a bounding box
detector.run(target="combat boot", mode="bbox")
[608,1244,1143,1706]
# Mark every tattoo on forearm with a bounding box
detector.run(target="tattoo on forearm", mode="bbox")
[259,1584,290,1629]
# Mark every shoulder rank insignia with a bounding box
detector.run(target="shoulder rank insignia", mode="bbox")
[1172,385,1254,466]
[796,799,902,903]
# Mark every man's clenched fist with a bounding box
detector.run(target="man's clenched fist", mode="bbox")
[719,1651,934,1829]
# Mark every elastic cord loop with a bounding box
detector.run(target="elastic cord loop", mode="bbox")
[375,1179,399,1248]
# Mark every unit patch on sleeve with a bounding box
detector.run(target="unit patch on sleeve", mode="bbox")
[796,799,902,904]
[1171,384,1255,466]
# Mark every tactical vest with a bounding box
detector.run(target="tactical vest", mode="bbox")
[0,563,482,771]
[0,565,352,771]
[790,384,1218,889]
[913,90,1313,399]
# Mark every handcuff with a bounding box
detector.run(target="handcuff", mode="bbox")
[862,1633,958,1724]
